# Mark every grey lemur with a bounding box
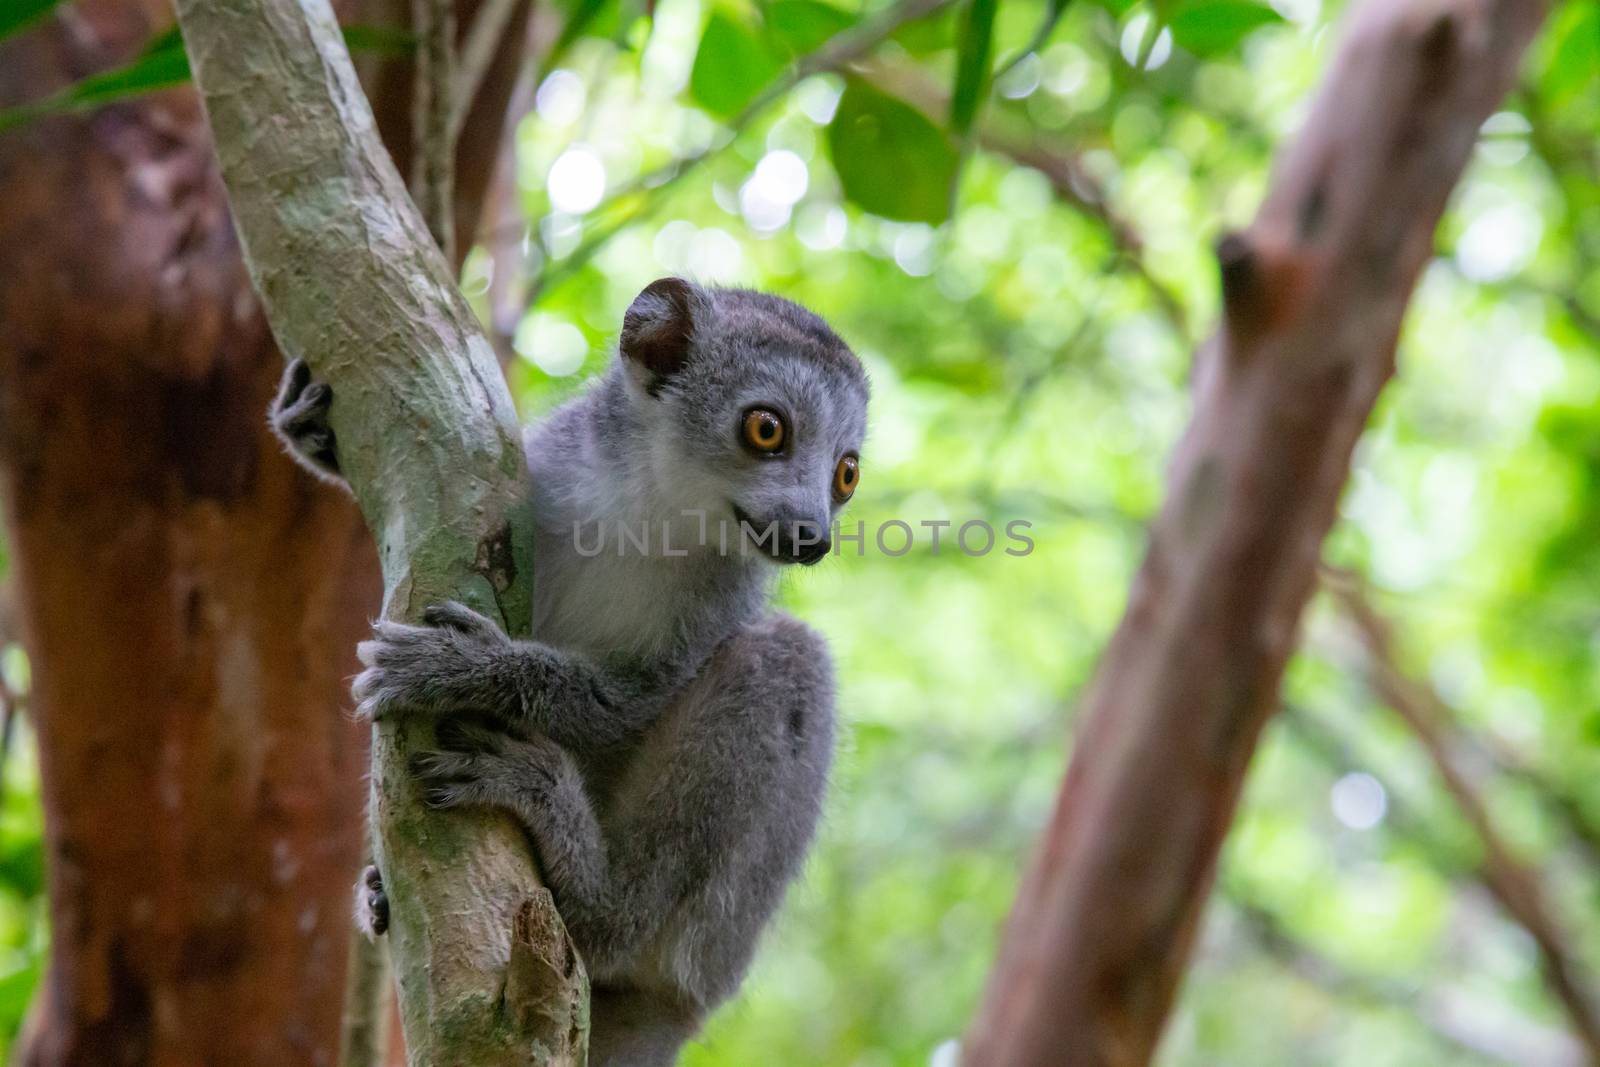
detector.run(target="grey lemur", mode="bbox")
[271,277,868,1066]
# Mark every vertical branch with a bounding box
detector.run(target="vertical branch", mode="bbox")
[412,0,457,261]
[340,929,393,1067]
[454,0,522,136]
[964,2,1547,1064]
[1328,573,1600,1060]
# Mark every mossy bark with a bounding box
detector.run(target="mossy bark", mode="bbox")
[171,0,589,1062]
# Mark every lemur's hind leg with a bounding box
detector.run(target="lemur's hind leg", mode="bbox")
[589,987,700,1067]
[270,358,345,483]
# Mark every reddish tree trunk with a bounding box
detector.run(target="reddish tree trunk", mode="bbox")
[0,5,376,1063]
[964,1,1547,1064]
[0,1,529,1062]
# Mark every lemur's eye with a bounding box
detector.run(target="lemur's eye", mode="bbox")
[833,455,859,502]
[742,408,786,454]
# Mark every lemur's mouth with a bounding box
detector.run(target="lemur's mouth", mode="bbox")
[730,504,830,565]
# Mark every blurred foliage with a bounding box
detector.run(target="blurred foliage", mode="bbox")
[3,0,1599,1063]
[485,0,1600,1063]
[0,526,45,1061]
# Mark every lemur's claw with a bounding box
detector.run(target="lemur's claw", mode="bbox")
[410,725,572,817]
[270,358,341,477]
[350,612,513,722]
[435,717,508,753]
[422,601,505,640]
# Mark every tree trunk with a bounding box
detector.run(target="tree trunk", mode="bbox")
[963,1,1547,1064]
[171,0,588,1062]
[0,1,530,1063]
[0,6,376,1062]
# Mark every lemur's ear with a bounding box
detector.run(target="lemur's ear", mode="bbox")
[621,277,703,394]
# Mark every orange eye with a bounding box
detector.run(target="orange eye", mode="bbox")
[742,408,786,453]
[833,455,859,502]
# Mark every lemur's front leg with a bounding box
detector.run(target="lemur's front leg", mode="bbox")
[352,601,654,753]
[411,614,838,1012]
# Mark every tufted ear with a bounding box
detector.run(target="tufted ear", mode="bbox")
[620,277,704,394]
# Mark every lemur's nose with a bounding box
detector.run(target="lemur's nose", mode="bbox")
[795,532,831,565]
[787,519,831,565]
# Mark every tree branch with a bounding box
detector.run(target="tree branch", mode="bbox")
[1231,893,1586,1067]
[963,2,1546,1064]
[1327,571,1600,1060]
[412,0,457,260]
[339,930,394,1067]
[171,0,588,1062]
[454,0,521,137]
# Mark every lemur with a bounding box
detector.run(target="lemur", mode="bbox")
[271,277,868,1067]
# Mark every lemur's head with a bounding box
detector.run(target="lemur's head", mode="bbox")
[619,277,868,565]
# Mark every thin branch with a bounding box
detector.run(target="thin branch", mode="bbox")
[1277,703,1477,874]
[1230,893,1586,1067]
[453,0,521,137]
[1327,569,1600,1061]
[1477,732,1600,872]
[991,0,1073,86]
[413,0,458,260]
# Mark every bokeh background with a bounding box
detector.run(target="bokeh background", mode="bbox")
[0,0,1597,1063]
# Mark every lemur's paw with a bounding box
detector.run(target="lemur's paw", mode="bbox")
[270,359,342,478]
[352,603,513,722]
[354,864,389,939]
[410,720,571,812]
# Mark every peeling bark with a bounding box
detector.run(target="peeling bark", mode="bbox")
[170,0,588,1063]
[963,2,1548,1064]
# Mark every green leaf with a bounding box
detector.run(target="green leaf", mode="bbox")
[764,0,854,56]
[892,6,955,57]
[0,37,191,133]
[1539,2,1599,109]
[0,24,414,133]
[0,0,64,43]
[827,80,958,224]
[543,0,613,76]
[689,10,784,118]
[1167,0,1282,56]
[950,0,999,136]
[138,25,184,55]
[0,960,41,1034]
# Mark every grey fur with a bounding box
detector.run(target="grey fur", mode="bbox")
[272,279,867,1066]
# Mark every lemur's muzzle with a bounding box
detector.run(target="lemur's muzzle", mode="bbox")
[732,508,832,565]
